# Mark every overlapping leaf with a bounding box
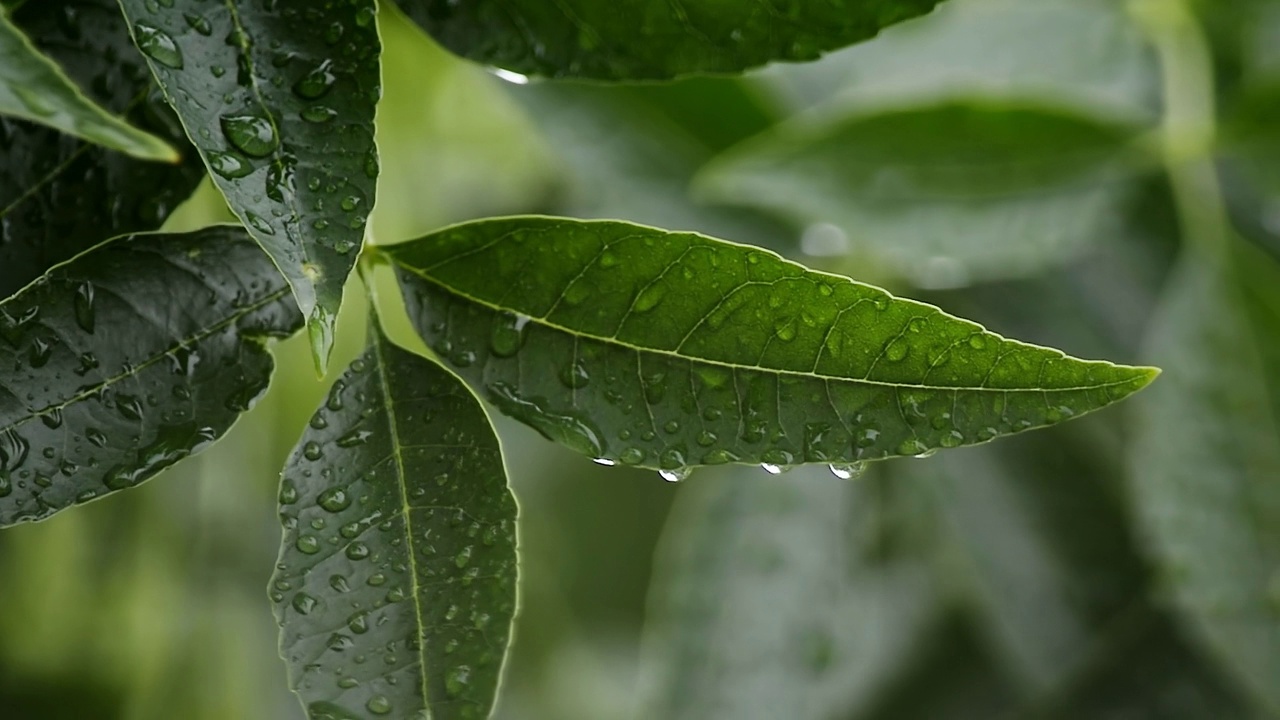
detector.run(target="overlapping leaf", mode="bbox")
[395,0,944,80]
[116,0,382,370]
[272,329,517,720]
[0,227,302,527]
[0,6,175,161]
[385,217,1157,474]
[0,0,204,298]
[1129,247,1280,713]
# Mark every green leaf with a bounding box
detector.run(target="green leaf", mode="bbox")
[271,328,517,720]
[1129,247,1280,714]
[115,0,382,371]
[638,463,949,719]
[0,6,177,161]
[0,0,204,298]
[384,217,1158,474]
[394,0,945,80]
[0,226,302,527]
[696,101,1152,287]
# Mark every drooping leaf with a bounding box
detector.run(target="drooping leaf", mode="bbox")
[638,463,949,719]
[0,226,302,527]
[394,0,945,81]
[696,102,1153,287]
[1128,247,1280,713]
[0,5,176,161]
[115,0,382,371]
[384,217,1158,474]
[271,328,517,720]
[0,0,204,298]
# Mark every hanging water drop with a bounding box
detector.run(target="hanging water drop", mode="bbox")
[828,462,867,480]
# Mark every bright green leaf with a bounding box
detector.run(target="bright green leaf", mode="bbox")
[697,102,1153,287]
[384,217,1158,474]
[271,328,517,720]
[1129,248,1280,714]
[0,0,204,298]
[0,6,177,162]
[0,227,302,527]
[115,0,382,371]
[395,0,945,80]
[638,463,948,719]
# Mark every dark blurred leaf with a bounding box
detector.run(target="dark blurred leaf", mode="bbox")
[697,102,1155,287]
[0,0,204,298]
[1129,245,1280,714]
[0,227,302,527]
[638,464,949,719]
[387,217,1157,474]
[272,329,517,720]
[115,0,382,370]
[395,0,945,80]
[0,8,175,161]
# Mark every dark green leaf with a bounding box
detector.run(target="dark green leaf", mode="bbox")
[271,329,517,720]
[1129,246,1280,713]
[115,0,382,370]
[385,217,1158,474]
[0,0,204,298]
[395,0,944,80]
[638,463,948,719]
[0,226,302,527]
[696,102,1152,286]
[0,6,176,161]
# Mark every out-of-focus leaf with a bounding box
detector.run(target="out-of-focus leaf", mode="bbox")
[1129,246,1280,713]
[697,102,1154,287]
[0,6,176,161]
[395,0,945,81]
[765,0,1159,122]
[0,227,302,527]
[272,329,517,720]
[386,216,1157,474]
[637,464,948,719]
[0,0,204,298]
[115,0,382,370]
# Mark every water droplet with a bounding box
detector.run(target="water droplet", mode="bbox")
[293,60,337,99]
[134,22,183,68]
[183,12,212,36]
[884,338,909,363]
[490,313,529,357]
[303,441,323,461]
[454,546,473,568]
[28,337,52,368]
[85,428,107,447]
[220,114,278,157]
[659,467,692,483]
[968,334,987,350]
[365,696,392,715]
[592,457,616,466]
[317,487,352,513]
[445,665,472,697]
[829,462,867,480]
[559,360,590,389]
[291,592,317,615]
[301,105,337,123]
[633,284,667,313]
[329,574,351,593]
[760,463,785,475]
[40,408,63,429]
[73,282,95,333]
[346,542,370,560]
[336,430,372,448]
[487,382,603,457]
[619,447,646,465]
[347,611,370,634]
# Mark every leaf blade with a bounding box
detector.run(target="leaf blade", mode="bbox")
[272,330,518,720]
[0,6,177,161]
[385,217,1157,472]
[114,0,382,370]
[394,0,944,80]
[0,226,302,527]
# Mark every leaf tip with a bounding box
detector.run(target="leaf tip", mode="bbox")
[307,310,335,378]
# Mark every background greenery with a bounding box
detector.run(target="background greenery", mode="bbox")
[1,0,1277,717]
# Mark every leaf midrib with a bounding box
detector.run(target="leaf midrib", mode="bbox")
[397,265,1148,394]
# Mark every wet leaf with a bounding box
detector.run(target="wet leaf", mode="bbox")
[116,0,382,371]
[395,0,944,80]
[0,0,204,298]
[696,102,1153,287]
[0,6,176,161]
[1129,247,1280,713]
[0,226,302,527]
[384,217,1158,473]
[271,328,517,720]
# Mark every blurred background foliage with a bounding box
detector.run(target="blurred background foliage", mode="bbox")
[2,0,1279,717]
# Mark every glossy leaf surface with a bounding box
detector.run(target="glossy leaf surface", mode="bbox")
[386,217,1158,473]
[0,227,302,526]
[272,330,517,720]
[1129,250,1280,713]
[0,0,204,298]
[395,0,944,80]
[0,6,176,161]
[116,0,382,369]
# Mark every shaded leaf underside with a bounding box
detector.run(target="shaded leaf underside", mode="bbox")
[272,330,517,720]
[386,217,1157,473]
